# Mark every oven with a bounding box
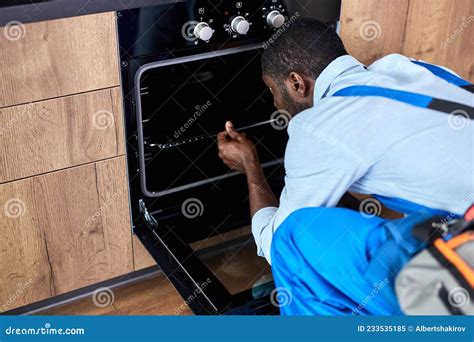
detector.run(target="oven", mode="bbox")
[118,0,341,315]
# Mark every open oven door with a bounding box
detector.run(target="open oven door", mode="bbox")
[135,199,281,315]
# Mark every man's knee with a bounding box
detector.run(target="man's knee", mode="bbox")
[271,207,385,265]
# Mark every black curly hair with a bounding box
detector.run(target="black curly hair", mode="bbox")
[261,18,347,85]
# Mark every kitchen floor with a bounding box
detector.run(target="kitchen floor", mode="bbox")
[39,272,193,316]
[38,228,272,316]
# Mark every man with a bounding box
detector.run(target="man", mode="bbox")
[217,18,473,314]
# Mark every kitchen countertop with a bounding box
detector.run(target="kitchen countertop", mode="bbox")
[0,0,182,26]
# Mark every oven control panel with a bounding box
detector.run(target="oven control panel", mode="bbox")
[184,0,289,44]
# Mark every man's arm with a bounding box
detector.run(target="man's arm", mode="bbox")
[217,121,278,217]
[244,160,279,218]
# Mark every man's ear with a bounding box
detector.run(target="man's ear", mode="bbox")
[286,72,309,98]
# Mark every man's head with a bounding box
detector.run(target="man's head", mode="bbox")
[262,18,347,116]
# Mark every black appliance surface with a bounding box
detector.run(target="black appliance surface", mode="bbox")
[119,0,341,315]
[0,0,341,27]
[0,0,178,26]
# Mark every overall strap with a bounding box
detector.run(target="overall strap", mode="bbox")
[332,86,473,119]
[411,60,474,93]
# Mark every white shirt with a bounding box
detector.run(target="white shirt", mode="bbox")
[252,54,474,264]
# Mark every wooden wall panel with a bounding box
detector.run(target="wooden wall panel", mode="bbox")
[340,0,410,65]
[0,87,124,183]
[0,12,119,108]
[0,156,133,311]
[402,0,474,82]
[0,179,54,312]
[340,0,473,81]
[132,235,157,271]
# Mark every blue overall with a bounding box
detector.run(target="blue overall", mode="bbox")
[270,61,473,315]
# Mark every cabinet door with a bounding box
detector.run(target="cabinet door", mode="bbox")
[0,12,119,108]
[339,0,410,64]
[0,157,133,312]
[402,0,474,82]
[0,88,125,183]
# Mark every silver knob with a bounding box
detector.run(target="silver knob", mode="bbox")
[231,16,250,35]
[267,10,286,28]
[193,22,214,41]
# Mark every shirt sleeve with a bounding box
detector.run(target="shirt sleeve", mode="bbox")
[252,121,370,264]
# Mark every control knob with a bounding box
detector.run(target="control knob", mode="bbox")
[230,16,250,35]
[267,10,286,29]
[193,22,214,41]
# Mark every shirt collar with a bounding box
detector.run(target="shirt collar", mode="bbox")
[313,55,365,102]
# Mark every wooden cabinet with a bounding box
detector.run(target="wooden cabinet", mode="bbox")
[133,235,157,271]
[0,88,125,183]
[0,12,141,313]
[0,157,133,311]
[340,0,473,82]
[403,0,474,81]
[0,12,119,108]
[340,0,410,64]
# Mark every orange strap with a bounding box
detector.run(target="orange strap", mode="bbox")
[434,236,474,288]
[446,231,474,249]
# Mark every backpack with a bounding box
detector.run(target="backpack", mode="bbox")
[395,205,474,315]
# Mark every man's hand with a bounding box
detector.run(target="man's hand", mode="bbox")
[217,121,259,173]
[217,121,278,218]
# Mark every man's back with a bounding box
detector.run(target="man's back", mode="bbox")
[252,54,473,262]
[287,53,472,213]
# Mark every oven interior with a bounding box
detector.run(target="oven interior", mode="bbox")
[138,48,288,198]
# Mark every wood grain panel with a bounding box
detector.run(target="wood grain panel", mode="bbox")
[0,156,133,311]
[0,87,125,183]
[340,0,410,65]
[0,12,119,108]
[402,0,474,82]
[133,235,157,271]
[0,179,53,312]
[38,273,192,316]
